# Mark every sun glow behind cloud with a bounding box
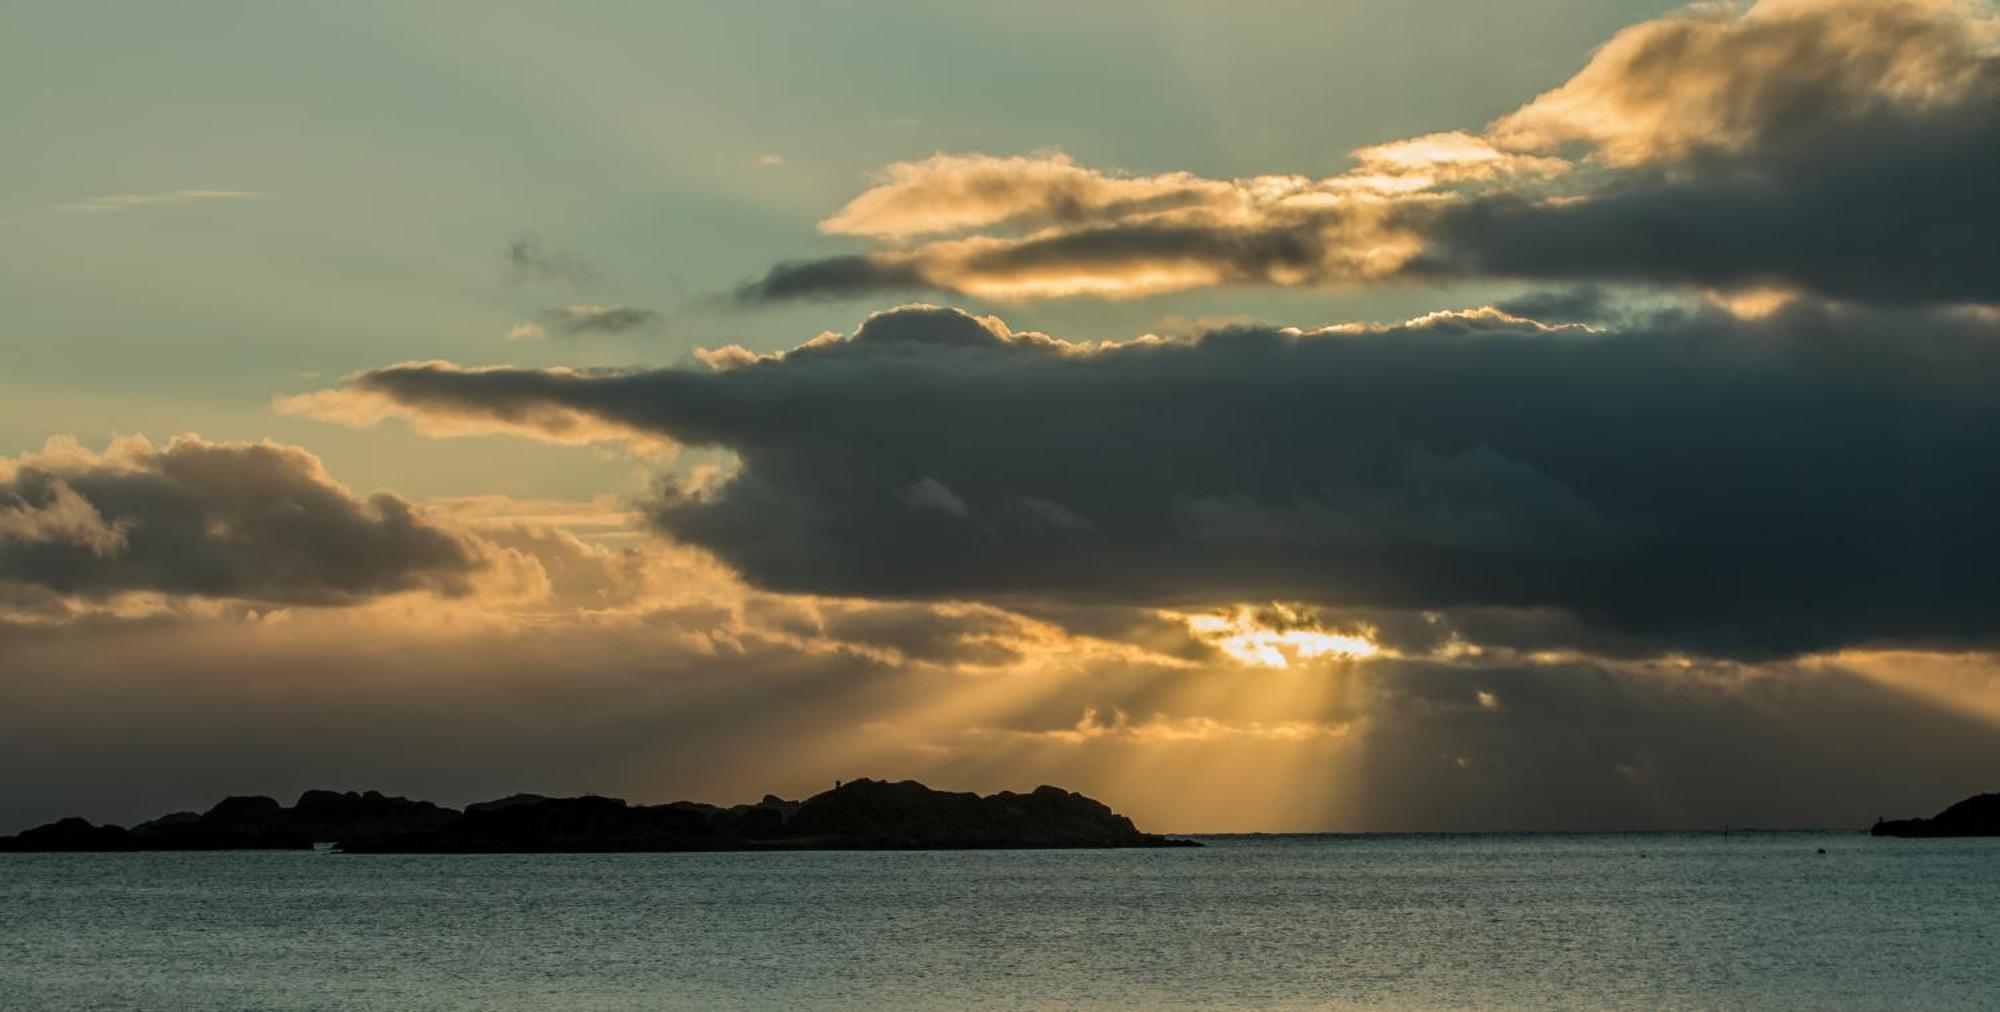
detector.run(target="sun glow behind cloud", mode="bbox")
[1182,605,1381,668]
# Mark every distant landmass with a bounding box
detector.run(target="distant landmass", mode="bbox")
[0,779,1197,852]
[1871,792,2000,837]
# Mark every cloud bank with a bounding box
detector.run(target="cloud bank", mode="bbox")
[0,436,495,607]
[294,300,2000,659]
[740,0,2000,307]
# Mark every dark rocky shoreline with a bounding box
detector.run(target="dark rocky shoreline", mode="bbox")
[0,779,1198,852]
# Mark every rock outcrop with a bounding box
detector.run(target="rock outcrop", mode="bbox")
[786,779,1173,848]
[1,790,459,851]
[0,779,1195,852]
[0,817,141,851]
[1872,792,2000,837]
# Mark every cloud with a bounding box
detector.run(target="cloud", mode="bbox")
[902,478,970,518]
[736,254,932,302]
[539,304,661,336]
[504,232,594,286]
[53,190,256,213]
[1486,0,1997,165]
[736,150,1471,302]
[817,151,1244,240]
[1179,604,1379,667]
[1419,0,2000,305]
[1414,96,2000,304]
[1490,286,1628,325]
[275,364,672,453]
[0,478,127,557]
[986,707,1356,744]
[736,0,2000,307]
[503,306,664,341]
[1350,132,1571,181]
[0,435,495,605]
[294,300,2000,659]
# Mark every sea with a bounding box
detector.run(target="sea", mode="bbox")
[2,831,1995,1010]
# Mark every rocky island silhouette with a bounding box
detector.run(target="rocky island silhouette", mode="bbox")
[1871,792,2000,837]
[0,779,1198,852]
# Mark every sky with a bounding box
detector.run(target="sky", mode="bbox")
[5,0,2000,833]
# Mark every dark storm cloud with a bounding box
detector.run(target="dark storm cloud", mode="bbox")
[302,301,2000,659]
[1416,99,2000,305]
[0,437,488,603]
[505,232,594,287]
[1415,0,2000,305]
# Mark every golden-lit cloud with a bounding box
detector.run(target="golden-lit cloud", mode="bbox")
[0,471,127,558]
[741,0,2000,307]
[819,151,1238,239]
[1349,131,1570,185]
[985,707,1355,744]
[1180,604,1380,668]
[746,139,1559,301]
[1490,0,1999,164]
[274,363,673,455]
[426,493,645,534]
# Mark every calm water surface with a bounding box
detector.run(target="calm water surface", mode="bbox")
[2,832,1996,1010]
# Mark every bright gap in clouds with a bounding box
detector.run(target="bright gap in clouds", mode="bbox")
[1183,605,1381,668]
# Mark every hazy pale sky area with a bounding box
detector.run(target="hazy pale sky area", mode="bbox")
[6,0,2000,834]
